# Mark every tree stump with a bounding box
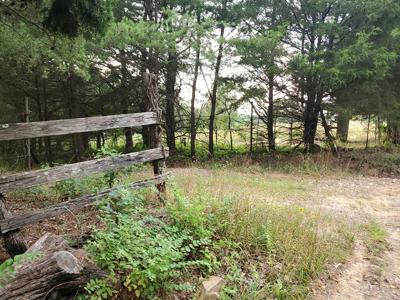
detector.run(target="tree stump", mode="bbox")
[0,233,105,300]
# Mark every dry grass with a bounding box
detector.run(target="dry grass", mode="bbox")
[173,167,310,203]
[168,166,354,299]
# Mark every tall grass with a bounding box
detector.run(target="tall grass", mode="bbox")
[168,169,354,299]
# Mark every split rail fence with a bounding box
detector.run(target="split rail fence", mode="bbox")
[0,111,169,257]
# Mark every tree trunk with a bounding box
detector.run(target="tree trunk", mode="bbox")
[303,88,322,152]
[250,105,254,154]
[143,72,166,195]
[96,133,102,149]
[267,2,276,151]
[392,126,400,144]
[366,114,371,149]
[33,76,45,163]
[124,128,134,153]
[267,73,275,151]
[23,97,32,170]
[165,50,178,153]
[319,108,337,155]
[140,50,151,148]
[190,11,201,159]
[66,75,85,162]
[42,78,53,166]
[228,111,233,151]
[120,50,134,153]
[378,115,382,145]
[302,21,321,153]
[0,233,105,300]
[289,119,293,145]
[208,23,225,158]
[336,111,351,142]
[388,119,400,145]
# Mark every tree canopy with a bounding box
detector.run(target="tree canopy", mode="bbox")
[1,0,400,165]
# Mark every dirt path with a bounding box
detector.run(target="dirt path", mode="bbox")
[312,176,400,300]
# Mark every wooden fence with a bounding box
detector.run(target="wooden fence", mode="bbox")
[0,111,169,256]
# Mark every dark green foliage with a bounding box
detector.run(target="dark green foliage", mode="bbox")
[43,0,114,36]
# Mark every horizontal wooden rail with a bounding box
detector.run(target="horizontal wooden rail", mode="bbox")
[0,112,159,141]
[0,147,168,193]
[0,173,171,233]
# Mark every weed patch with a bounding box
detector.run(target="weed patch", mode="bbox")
[167,183,354,299]
[361,222,389,257]
[85,189,215,299]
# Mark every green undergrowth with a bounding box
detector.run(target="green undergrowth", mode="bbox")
[2,159,355,299]
[8,163,152,205]
[84,188,215,300]
[170,143,400,177]
[349,146,400,176]
[170,150,348,177]
[83,183,354,299]
[0,145,359,299]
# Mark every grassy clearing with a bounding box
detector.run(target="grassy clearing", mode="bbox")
[170,194,353,299]
[173,168,310,202]
[167,167,354,299]
[1,122,398,299]
[3,160,357,299]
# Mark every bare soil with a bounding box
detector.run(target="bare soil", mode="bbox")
[312,176,400,300]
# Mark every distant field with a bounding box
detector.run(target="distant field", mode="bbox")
[188,118,381,152]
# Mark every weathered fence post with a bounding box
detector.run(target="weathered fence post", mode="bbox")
[143,72,167,195]
[0,194,27,257]
[0,111,170,249]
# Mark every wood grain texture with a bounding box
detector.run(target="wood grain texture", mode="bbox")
[0,173,170,233]
[0,147,168,193]
[143,72,167,195]
[0,233,105,300]
[0,194,27,256]
[0,112,159,141]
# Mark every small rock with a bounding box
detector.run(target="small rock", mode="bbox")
[199,276,225,300]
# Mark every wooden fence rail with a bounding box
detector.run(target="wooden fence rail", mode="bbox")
[0,106,168,258]
[0,112,158,141]
[0,173,170,234]
[0,147,168,193]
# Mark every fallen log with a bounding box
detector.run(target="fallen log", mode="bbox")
[0,233,105,300]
